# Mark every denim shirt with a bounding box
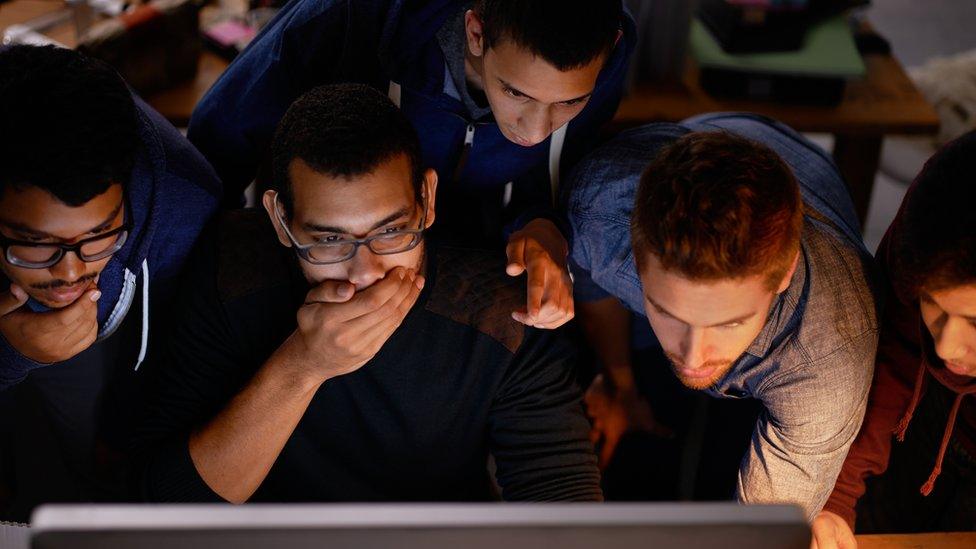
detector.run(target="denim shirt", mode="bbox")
[566,113,879,519]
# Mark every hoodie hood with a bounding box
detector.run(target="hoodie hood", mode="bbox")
[21,99,162,334]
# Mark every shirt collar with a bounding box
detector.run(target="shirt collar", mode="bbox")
[743,242,809,360]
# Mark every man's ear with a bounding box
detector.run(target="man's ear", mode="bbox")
[261,190,292,248]
[464,9,485,57]
[422,168,438,229]
[775,251,801,294]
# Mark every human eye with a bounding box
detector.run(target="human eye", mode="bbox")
[316,234,343,244]
[561,97,588,107]
[503,86,527,100]
[720,322,743,330]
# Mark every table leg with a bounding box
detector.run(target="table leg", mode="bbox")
[832,134,883,228]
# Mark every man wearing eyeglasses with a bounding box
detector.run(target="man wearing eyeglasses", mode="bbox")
[133,83,601,503]
[0,45,220,514]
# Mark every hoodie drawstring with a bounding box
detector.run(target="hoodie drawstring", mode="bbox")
[388,81,401,107]
[548,124,567,205]
[920,393,967,496]
[891,362,971,496]
[893,363,928,441]
[133,259,149,372]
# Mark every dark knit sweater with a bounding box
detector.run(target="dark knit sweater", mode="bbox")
[133,210,601,503]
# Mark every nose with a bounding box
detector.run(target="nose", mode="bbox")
[679,327,707,370]
[345,245,386,290]
[518,104,554,146]
[48,251,85,282]
[935,316,970,363]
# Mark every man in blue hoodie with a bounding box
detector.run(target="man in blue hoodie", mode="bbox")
[189,0,635,330]
[0,45,220,515]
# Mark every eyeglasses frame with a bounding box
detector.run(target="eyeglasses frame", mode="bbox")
[0,220,131,269]
[272,192,427,265]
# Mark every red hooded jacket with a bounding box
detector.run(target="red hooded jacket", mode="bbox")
[823,186,976,528]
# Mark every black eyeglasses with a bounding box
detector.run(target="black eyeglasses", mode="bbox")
[273,193,426,265]
[0,223,130,269]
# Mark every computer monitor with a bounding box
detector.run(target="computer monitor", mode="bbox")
[30,502,809,549]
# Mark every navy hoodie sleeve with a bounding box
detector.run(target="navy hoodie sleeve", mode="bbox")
[138,99,221,299]
[188,0,389,203]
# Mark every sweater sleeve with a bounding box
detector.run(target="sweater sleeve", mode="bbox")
[822,233,923,528]
[488,326,603,502]
[0,334,45,392]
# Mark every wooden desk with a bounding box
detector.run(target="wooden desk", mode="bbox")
[856,532,976,548]
[614,52,940,223]
[0,0,226,126]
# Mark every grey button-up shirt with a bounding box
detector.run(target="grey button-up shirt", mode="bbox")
[566,113,880,519]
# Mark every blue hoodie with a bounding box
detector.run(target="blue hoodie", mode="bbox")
[189,0,635,245]
[0,97,222,390]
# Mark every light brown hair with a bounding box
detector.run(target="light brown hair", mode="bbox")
[631,131,804,289]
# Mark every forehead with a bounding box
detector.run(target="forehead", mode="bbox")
[483,40,603,104]
[638,254,770,326]
[0,184,122,238]
[288,155,415,227]
[927,284,976,315]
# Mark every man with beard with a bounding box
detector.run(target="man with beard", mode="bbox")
[568,113,879,520]
[0,45,220,516]
[133,84,600,503]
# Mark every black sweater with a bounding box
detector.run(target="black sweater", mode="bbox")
[133,210,601,503]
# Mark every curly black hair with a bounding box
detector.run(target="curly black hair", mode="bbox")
[474,0,622,70]
[271,83,424,216]
[0,45,139,206]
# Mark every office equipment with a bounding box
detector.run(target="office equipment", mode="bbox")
[30,503,810,549]
[699,0,868,53]
[0,520,29,549]
[691,14,865,105]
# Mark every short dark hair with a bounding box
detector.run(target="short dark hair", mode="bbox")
[473,0,621,71]
[0,45,138,207]
[890,130,976,299]
[631,131,804,290]
[271,83,425,217]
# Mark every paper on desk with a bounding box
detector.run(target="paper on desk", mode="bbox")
[0,521,29,549]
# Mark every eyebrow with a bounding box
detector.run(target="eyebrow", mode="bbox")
[0,201,123,240]
[303,207,412,236]
[644,294,758,328]
[498,78,593,105]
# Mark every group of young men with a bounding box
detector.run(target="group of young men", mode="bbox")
[0,1,973,548]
